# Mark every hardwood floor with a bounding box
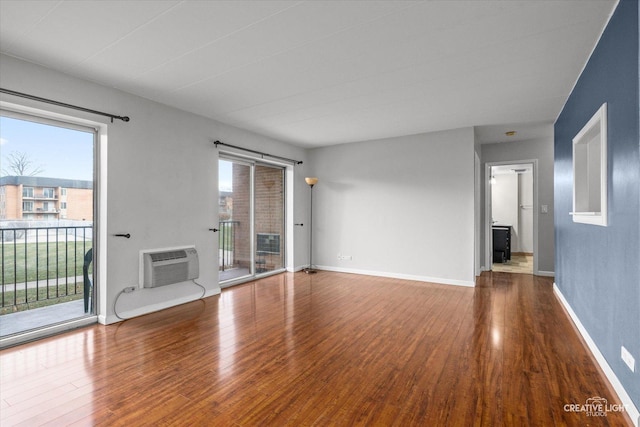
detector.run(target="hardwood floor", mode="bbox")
[492,253,534,274]
[0,271,632,426]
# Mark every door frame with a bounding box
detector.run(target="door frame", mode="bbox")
[0,102,102,347]
[484,159,538,274]
[218,152,288,288]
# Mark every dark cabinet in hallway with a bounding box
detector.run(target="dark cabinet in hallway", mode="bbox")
[493,226,511,263]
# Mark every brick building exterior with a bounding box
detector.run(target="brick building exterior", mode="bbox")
[230,164,284,272]
[0,176,93,221]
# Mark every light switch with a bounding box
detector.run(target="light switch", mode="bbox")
[541,205,549,214]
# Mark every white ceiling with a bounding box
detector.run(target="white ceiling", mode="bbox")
[0,1,616,148]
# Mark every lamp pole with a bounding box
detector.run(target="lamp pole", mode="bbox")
[304,177,318,274]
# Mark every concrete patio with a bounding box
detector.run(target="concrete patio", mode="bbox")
[0,299,89,337]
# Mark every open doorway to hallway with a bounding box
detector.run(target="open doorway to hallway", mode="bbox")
[489,163,534,274]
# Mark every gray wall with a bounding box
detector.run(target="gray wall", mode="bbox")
[308,127,476,286]
[481,137,555,274]
[554,0,639,412]
[0,54,310,324]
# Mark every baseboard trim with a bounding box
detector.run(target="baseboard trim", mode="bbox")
[535,270,555,277]
[316,265,475,288]
[553,283,639,427]
[101,286,221,325]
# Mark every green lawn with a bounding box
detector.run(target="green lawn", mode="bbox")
[1,241,92,285]
[1,241,92,312]
[1,282,85,314]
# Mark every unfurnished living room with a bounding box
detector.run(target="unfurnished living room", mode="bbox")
[0,1,638,426]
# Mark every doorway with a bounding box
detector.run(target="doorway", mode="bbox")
[218,156,285,286]
[0,110,97,343]
[486,161,537,274]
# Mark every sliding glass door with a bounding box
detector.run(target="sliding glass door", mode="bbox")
[218,157,285,285]
[254,164,284,274]
[1,110,96,342]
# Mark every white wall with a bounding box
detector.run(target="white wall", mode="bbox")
[308,128,476,287]
[0,54,309,324]
[491,173,519,232]
[490,171,534,254]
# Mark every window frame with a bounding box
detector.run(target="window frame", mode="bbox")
[43,187,55,198]
[23,187,34,197]
[0,104,102,346]
[22,201,34,212]
[571,103,608,226]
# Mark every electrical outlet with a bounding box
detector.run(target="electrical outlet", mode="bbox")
[621,346,635,372]
[338,255,352,261]
[541,204,549,214]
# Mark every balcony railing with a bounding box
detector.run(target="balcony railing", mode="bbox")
[22,194,58,200]
[219,220,239,271]
[1,225,93,315]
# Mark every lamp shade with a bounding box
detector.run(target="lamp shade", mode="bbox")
[305,177,318,186]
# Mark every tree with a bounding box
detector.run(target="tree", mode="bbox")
[2,151,45,176]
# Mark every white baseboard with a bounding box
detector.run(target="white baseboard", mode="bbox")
[535,270,555,277]
[553,283,639,427]
[101,286,220,325]
[316,265,475,288]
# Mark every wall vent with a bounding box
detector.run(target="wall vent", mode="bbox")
[140,246,199,288]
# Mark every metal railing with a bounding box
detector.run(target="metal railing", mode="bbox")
[219,221,239,271]
[1,225,93,314]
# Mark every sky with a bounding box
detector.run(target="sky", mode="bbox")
[1,114,234,189]
[219,159,232,192]
[0,116,94,181]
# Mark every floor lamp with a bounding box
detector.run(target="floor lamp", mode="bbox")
[304,177,318,274]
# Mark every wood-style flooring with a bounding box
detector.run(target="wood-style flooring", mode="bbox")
[492,253,534,274]
[0,271,632,426]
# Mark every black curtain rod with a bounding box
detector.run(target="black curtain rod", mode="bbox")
[214,140,303,165]
[0,88,130,123]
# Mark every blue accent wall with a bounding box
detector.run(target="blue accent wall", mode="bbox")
[555,0,639,410]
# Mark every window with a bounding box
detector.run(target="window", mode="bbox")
[572,103,608,226]
[1,109,97,343]
[257,233,281,254]
[61,202,67,209]
[218,157,286,284]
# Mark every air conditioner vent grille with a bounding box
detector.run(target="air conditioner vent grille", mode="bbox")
[150,250,187,262]
[141,246,199,288]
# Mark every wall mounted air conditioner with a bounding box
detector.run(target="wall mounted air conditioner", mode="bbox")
[140,246,199,288]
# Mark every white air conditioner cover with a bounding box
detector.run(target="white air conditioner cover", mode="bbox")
[141,246,199,288]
